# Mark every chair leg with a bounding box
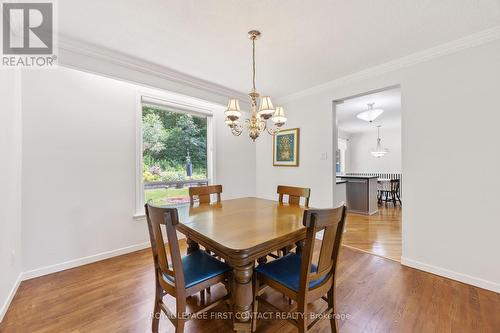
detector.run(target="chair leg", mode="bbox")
[200,289,205,305]
[152,290,162,333]
[223,272,233,309]
[328,288,337,333]
[176,318,186,333]
[252,275,259,332]
[297,301,307,333]
[176,300,187,333]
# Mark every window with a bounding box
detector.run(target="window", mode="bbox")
[136,94,214,216]
[336,138,348,175]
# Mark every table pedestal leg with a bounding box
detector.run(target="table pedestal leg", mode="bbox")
[232,262,254,333]
[186,238,199,254]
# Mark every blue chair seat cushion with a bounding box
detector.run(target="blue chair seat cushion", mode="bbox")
[163,250,231,289]
[255,253,328,292]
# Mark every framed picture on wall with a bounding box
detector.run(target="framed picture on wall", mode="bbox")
[273,128,299,167]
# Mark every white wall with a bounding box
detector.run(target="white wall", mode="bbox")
[347,127,401,174]
[256,39,500,292]
[214,105,256,200]
[21,67,255,274]
[256,95,336,208]
[0,70,22,321]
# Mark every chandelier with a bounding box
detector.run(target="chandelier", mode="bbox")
[224,30,287,141]
[357,103,384,123]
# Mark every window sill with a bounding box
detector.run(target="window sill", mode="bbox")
[133,213,146,221]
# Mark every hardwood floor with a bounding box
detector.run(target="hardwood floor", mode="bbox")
[1,239,498,333]
[342,205,402,261]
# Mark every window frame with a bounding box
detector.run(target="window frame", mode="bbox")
[134,91,216,218]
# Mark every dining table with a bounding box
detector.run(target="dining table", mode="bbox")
[175,197,307,333]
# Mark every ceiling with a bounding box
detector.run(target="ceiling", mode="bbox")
[337,87,401,134]
[58,1,500,98]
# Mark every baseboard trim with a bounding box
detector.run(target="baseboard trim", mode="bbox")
[0,273,22,323]
[401,257,500,293]
[21,242,151,281]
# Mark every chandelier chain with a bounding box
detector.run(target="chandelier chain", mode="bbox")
[252,38,256,91]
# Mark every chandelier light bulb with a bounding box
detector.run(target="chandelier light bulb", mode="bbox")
[272,106,287,126]
[258,96,275,119]
[224,98,241,121]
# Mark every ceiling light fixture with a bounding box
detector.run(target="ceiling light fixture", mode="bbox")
[370,125,389,158]
[224,30,286,141]
[357,103,384,122]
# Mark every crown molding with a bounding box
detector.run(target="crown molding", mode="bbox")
[276,25,500,105]
[58,25,500,106]
[58,36,248,101]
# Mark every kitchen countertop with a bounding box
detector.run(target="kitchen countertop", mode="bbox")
[339,175,379,215]
[336,179,347,184]
[337,175,379,179]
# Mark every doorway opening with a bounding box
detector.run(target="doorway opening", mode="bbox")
[333,86,402,261]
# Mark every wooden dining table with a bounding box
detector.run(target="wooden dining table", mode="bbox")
[176,197,307,333]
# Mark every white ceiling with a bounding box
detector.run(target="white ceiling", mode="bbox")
[58,1,500,98]
[337,87,401,134]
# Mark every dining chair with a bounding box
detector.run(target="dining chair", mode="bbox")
[277,185,311,207]
[252,205,347,333]
[390,179,402,205]
[188,184,224,290]
[271,185,311,259]
[377,179,390,205]
[145,203,232,333]
[189,185,222,205]
[380,179,401,206]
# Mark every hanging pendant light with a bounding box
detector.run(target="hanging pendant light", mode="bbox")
[357,103,384,122]
[371,125,389,158]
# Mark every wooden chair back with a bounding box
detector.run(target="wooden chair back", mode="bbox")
[253,205,347,333]
[277,185,311,207]
[299,205,346,294]
[145,203,185,291]
[390,179,400,193]
[145,203,232,332]
[189,185,222,205]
